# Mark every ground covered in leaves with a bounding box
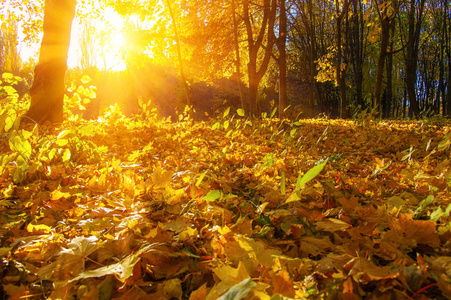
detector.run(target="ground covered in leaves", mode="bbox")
[1,110,451,299]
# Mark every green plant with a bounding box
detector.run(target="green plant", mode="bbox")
[64,74,96,121]
[0,73,34,183]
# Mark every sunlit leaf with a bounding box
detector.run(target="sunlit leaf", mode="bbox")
[217,278,255,300]
[205,190,221,202]
[4,113,16,132]
[237,108,245,117]
[316,218,351,232]
[296,159,328,190]
[195,173,206,187]
[81,75,92,84]
[27,223,52,233]
[223,107,231,118]
[51,190,71,200]
[62,149,71,162]
[270,107,277,118]
[56,138,69,146]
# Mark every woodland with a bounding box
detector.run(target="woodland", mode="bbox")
[1,0,451,299]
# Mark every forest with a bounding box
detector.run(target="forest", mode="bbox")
[1,0,451,120]
[1,0,451,299]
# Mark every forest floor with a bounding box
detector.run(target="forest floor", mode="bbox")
[1,110,451,299]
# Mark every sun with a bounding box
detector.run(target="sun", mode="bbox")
[110,32,125,48]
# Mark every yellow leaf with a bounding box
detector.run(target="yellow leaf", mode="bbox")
[51,190,71,201]
[27,223,52,234]
[128,219,139,229]
[316,218,351,232]
[179,228,198,241]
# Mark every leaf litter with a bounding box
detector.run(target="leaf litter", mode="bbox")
[1,112,451,299]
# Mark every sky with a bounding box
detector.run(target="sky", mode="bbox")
[17,5,127,71]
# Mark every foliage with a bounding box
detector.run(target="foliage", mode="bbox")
[1,108,451,299]
[64,75,96,120]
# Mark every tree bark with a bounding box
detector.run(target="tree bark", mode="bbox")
[166,0,191,107]
[350,0,365,109]
[231,0,246,111]
[26,0,76,124]
[335,0,349,118]
[276,0,288,117]
[243,0,276,116]
[373,0,392,112]
[404,0,425,118]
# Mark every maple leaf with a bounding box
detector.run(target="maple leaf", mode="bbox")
[382,213,440,250]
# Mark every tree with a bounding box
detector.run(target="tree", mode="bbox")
[335,0,350,118]
[0,20,21,73]
[349,0,366,110]
[231,0,247,111]
[402,0,426,117]
[26,0,76,124]
[373,0,398,112]
[273,0,288,117]
[165,0,191,107]
[243,0,277,116]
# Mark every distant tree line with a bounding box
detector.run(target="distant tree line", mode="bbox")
[1,0,451,122]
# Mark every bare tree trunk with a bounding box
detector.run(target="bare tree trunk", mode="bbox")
[231,0,246,111]
[166,0,191,107]
[384,21,395,118]
[445,0,451,116]
[373,0,392,112]
[243,0,276,116]
[405,0,425,117]
[26,0,76,124]
[350,0,365,109]
[335,0,350,118]
[277,0,288,117]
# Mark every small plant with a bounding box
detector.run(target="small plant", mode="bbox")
[0,73,34,183]
[64,74,96,121]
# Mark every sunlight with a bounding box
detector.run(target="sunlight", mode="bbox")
[16,2,160,71]
[110,32,125,48]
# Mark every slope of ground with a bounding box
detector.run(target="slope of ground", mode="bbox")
[1,111,450,299]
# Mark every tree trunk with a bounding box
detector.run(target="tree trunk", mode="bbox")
[243,0,276,116]
[166,0,191,107]
[374,4,391,111]
[384,21,395,118]
[231,0,246,111]
[350,0,364,109]
[26,0,76,124]
[445,0,451,115]
[277,0,288,117]
[336,0,349,118]
[405,0,425,118]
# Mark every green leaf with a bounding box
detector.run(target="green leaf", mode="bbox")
[237,108,245,117]
[223,107,231,118]
[257,214,272,226]
[270,107,277,118]
[280,171,286,195]
[430,204,451,221]
[205,190,221,202]
[296,159,328,190]
[196,173,206,187]
[10,134,32,160]
[223,120,229,130]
